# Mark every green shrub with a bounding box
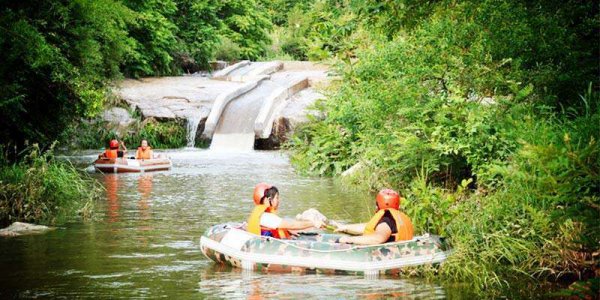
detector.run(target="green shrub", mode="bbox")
[0,144,99,226]
[214,36,242,62]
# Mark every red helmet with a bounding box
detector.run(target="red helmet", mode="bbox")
[376,189,401,210]
[253,183,271,205]
[109,139,119,149]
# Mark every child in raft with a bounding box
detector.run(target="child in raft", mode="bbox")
[135,140,154,160]
[247,183,324,239]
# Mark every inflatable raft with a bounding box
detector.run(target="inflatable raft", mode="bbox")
[93,157,172,173]
[200,222,451,276]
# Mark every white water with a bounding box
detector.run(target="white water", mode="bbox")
[209,133,255,152]
[186,115,202,147]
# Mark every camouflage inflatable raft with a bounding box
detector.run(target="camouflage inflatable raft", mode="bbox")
[200,222,451,275]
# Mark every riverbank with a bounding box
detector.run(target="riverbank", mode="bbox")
[0,144,99,227]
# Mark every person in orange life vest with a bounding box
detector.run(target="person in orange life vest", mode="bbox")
[334,189,414,245]
[247,184,324,239]
[102,139,127,159]
[135,140,154,160]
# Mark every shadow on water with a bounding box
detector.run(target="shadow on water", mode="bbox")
[0,149,473,299]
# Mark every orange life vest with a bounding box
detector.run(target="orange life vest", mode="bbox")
[104,149,118,159]
[364,208,414,242]
[136,147,152,159]
[247,204,291,239]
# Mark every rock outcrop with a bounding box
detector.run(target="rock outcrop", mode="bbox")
[0,222,53,237]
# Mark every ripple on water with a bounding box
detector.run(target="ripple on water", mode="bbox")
[150,240,196,250]
[109,253,175,259]
[84,272,129,279]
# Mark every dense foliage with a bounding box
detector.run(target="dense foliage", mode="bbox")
[0,144,99,226]
[0,0,133,148]
[286,0,599,295]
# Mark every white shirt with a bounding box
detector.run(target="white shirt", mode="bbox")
[260,212,283,229]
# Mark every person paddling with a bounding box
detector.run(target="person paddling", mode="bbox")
[135,140,153,160]
[102,139,127,159]
[334,189,414,245]
[247,183,324,239]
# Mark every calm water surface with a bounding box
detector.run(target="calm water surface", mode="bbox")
[0,149,458,299]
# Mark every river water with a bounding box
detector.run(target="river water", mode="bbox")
[0,149,463,299]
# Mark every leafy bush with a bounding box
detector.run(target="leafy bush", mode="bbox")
[0,144,99,226]
[121,0,179,77]
[218,0,273,60]
[214,36,242,62]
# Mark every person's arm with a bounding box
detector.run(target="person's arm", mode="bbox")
[120,141,127,152]
[279,219,321,230]
[261,213,323,230]
[338,223,391,245]
[334,222,367,235]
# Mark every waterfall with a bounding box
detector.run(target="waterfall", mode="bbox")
[186,115,201,148]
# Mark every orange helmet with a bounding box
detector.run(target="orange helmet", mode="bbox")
[253,183,272,205]
[376,189,401,210]
[109,139,119,149]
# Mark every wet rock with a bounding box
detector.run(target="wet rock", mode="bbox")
[0,222,53,237]
[102,107,134,126]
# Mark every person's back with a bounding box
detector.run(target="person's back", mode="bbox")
[335,189,414,245]
[371,209,413,243]
[103,139,126,159]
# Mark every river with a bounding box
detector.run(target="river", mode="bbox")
[0,149,466,299]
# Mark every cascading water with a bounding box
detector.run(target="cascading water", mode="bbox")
[186,115,201,148]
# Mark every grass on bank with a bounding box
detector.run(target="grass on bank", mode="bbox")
[0,143,100,226]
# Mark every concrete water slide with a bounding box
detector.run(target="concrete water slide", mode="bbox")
[204,61,323,151]
[114,61,328,150]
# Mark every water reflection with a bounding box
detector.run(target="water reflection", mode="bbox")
[198,264,446,299]
[104,174,120,224]
[137,174,153,230]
